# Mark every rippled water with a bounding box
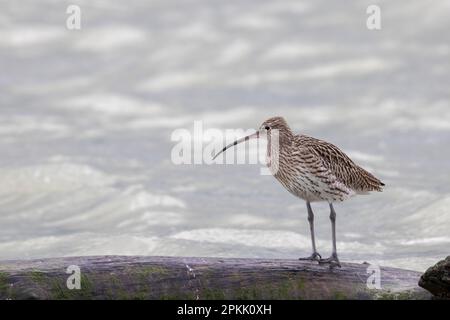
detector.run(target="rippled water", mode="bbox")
[1,0,449,271]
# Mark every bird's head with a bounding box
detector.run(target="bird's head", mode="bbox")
[212,116,292,160]
[259,116,292,137]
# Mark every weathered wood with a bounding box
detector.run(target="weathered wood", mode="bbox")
[0,256,430,300]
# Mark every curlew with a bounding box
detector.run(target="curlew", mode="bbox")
[213,116,384,267]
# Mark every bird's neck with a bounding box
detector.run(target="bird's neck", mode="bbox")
[268,129,292,147]
[266,129,292,162]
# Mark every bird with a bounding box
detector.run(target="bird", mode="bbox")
[212,116,384,267]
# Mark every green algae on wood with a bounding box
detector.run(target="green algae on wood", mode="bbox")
[0,271,10,297]
[0,256,431,300]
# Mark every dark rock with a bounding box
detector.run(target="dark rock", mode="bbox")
[419,256,450,299]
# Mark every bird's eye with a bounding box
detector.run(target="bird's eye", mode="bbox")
[265,126,270,130]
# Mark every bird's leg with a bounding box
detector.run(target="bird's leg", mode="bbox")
[299,202,321,262]
[319,203,341,268]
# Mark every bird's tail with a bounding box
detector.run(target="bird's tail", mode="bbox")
[356,166,385,192]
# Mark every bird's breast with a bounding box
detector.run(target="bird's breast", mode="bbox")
[272,156,355,203]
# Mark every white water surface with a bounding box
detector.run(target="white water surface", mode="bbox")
[1,0,449,271]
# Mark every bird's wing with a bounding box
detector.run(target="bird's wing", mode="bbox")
[295,135,384,192]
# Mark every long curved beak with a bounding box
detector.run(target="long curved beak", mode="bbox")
[212,130,260,160]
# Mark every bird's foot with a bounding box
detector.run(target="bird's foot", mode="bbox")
[319,253,341,268]
[298,252,322,262]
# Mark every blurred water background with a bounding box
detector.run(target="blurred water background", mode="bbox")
[0,0,449,271]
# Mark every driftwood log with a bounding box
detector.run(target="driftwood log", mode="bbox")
[0,256,431,300]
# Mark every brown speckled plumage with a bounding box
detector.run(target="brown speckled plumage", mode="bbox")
[261,116,384,203]
[213,116,385,267]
